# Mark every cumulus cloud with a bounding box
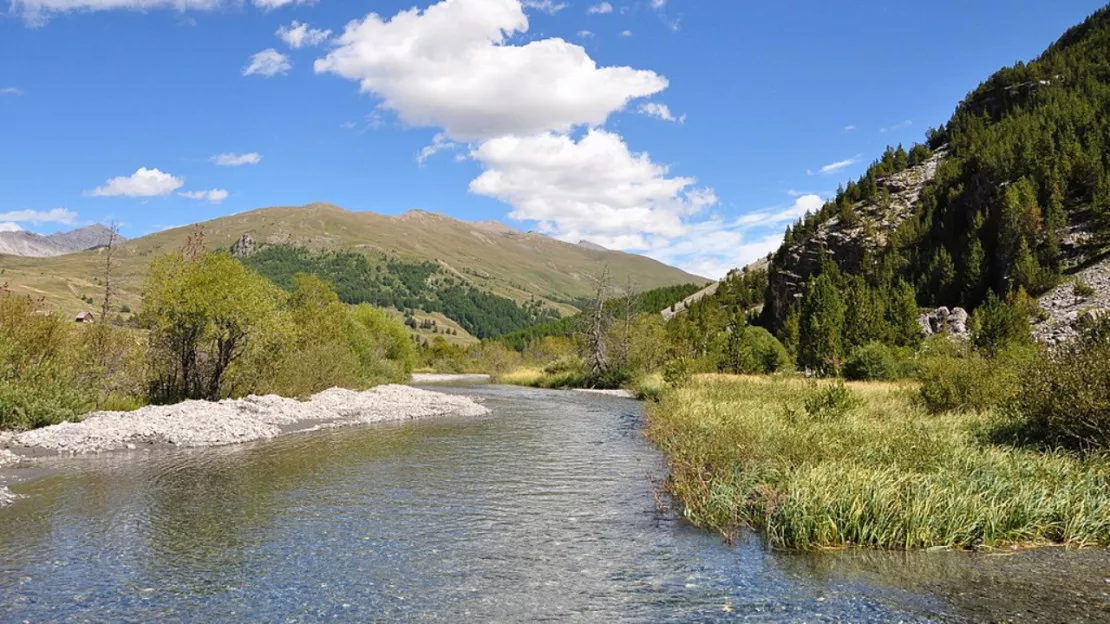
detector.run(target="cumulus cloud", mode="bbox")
[243,49,292,77]
[0,208,79,226]
[277,20,331,48]
[469,129,715,251]
[0,222,23,232]
[314,0,668,141]
[0,87,23,95]
[843,124,856,132]
[620,29,632,37]
[88,168,183,197]
[586,2,612,14]
[637,102,684,123]
[178,189,229,203]
[211,152,261,166]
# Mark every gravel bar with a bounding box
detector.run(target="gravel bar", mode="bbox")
[1,385,490,458]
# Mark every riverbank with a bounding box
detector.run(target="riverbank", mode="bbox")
[646,375,1110,550]
[0,384,488,484]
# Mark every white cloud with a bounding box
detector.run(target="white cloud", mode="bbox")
[808,157,858,176]
[521,0,565,13]
[587,2,612,14]
[211,152,261,166]
[880,119,912,133]
[620,29,632,37]
[843,124,856,132]
[0,222,23,232]
[469,129,716,252]
[0,208,79,226]
[277,20,331,48]
[650,0,667,7]
[577,29,594,38]
[243,49,292,77]
[637,102,684,123]
[417,133,459,164]
[88,168,183,197]
[0,87,23,95]
[10,0,221,24]
[314,0,668,141]
[253,0,316,10]
[178,189,229,203]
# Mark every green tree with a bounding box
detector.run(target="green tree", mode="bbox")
[798,274,846,375]
[144,249,290,401]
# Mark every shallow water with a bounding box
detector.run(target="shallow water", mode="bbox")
[1,385,1108,622]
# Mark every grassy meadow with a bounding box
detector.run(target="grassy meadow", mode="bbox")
[646,374,1110,551]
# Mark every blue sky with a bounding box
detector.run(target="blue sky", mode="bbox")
[1,0,1105,277]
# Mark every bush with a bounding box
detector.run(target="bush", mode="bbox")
[662,357,692,387]
[1073,280,1096,299]
[722,325,792,375]
[971,291,1033,356]
[844,342,901,381]
[802,381,861,422]
[633,373,666,402]
[918,343,1033,413]
[1012,319,1110,450]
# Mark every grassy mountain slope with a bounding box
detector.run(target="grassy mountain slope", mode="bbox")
[0,203,706,323]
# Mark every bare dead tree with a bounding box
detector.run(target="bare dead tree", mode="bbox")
[100,221,120,323]
[586,266,611,386]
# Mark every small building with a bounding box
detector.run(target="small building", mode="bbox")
[75,311,95,323]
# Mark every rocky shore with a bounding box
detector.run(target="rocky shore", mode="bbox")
[0,385,489,506]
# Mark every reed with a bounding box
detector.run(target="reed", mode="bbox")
[646,375,1110,550]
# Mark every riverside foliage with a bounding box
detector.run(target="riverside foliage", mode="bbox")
[647,375,1110,550]
[0,241,415,430]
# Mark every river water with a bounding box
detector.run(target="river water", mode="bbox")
[1,384,1108,622]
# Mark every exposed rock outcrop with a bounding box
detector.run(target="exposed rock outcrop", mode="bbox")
[230,232,255,257]
[918,306,970,339]
[1033,259,1110,346]
[767,151,946,327]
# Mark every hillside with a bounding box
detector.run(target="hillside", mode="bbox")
[0,225,122,258]
[0,203,706,329]
[754,4,1110,336]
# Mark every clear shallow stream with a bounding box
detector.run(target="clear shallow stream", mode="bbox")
[1,384,1108,622]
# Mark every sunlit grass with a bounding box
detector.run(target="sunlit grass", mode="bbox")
[646,375,1110,550]
[495,367,545,386]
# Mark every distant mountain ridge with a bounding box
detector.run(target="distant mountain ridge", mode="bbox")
[0,224,122,258]
[0,203,707,322]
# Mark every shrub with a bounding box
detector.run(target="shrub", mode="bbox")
[0,293,92,429]
[1073,280,1096,299]
[844,341,900,381]
[802,381,861,422]
[722,325,792,375]
[1012,318,1110,450]
[662,357,692,387]
[971,292,1032,356]
[119,304,132,314]
[633,373,666,402]
[918,343,1033,413]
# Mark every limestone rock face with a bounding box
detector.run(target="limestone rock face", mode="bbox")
[1033,261,1110,346]
[230,232,255,257]
[767,151,946,328]
[918,306,970,338]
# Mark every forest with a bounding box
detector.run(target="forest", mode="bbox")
[240,245,561,339]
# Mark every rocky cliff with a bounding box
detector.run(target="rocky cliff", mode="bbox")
[766,150,946,327]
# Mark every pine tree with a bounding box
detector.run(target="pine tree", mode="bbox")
[798,274,846,376]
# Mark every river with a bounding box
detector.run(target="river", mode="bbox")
[1,384,1108,622]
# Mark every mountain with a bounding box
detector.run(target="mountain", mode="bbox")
[0,225,123,258]
[660,5,1110,351]
[0,203,707,327]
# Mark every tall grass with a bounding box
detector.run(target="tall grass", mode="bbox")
[646,375,1110,550]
